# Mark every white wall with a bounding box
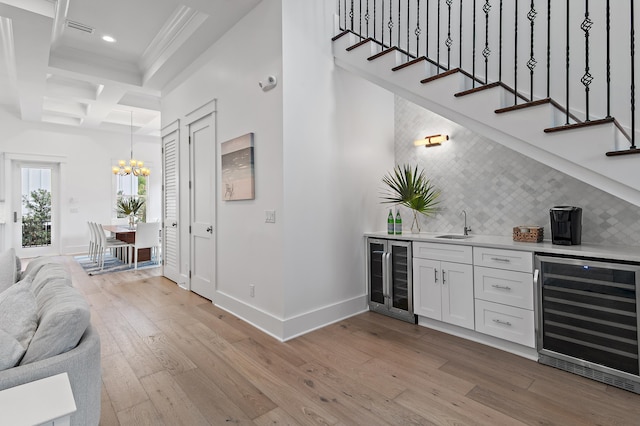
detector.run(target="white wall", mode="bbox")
[162,0,395,340]
[281,0,395,337]
[0,107,161,254]
[162,0,286,322]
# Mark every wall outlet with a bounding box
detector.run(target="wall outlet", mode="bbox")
[249,284,255,297]
[265,210,276,223]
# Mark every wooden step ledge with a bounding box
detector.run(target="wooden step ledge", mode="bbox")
[331,30,351,42]
[544,117,615,133]
[455,82,500,97]
[606,147,640,157]
[346,38,373,51]
[367,46,399,61]
[495,98,552,114]
[420,68,461,84]
[391,56,427,72]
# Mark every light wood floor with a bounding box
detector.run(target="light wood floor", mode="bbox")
[59,255,640,425]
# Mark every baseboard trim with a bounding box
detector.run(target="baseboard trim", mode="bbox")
[214,291,368,341]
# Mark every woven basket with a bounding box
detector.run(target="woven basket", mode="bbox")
[513,226,544,243]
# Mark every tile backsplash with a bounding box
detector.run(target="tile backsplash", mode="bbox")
[393,96,640,247]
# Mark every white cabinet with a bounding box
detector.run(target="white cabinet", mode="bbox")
[473,247,535,347]
[413,242,474,330]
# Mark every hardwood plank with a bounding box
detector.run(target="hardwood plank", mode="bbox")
[139,371,209,426]
[49,255,640,426]
[173,368,257,425]
[116,400,164,426]
[101,353,149,412]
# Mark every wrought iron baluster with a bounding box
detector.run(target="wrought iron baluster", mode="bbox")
[527,0,537,102]
[407,0,410,59]
[437,0,441,73]
[382,0,385,47]
[426,0,430,57]
[360,0,363,36]
[447,0,453,70]
[565,0,570,125]
[472,0,477,86]
[483,1,492,85]
[388,0,393,49]
[350,0,354,31]
[365,0,370,38]
[606,0,611,118]
[631,0,636,148]
[374,0,377,39]
[416,0,422,57]
[460,0,463,68]
[398,0,401,50]
[514,0,518,105]
[546,0,551,97]
[499,0,503,82]
[581,0,593,121]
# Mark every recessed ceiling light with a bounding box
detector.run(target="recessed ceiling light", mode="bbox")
[102,35,116,43]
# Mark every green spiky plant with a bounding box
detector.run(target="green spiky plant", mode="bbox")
[116,197,145,228]
[381,164,441,232]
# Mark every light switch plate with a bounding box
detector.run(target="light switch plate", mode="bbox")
[265,210,276,223]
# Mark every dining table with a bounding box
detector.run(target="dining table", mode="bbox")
[102,224,151,262]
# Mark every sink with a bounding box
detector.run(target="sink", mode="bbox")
[435,234,472,240]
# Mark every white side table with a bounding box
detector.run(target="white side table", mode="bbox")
[0,372,76,426]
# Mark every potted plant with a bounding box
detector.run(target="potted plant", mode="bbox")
[381,164,441,233]
[116,197,145,229]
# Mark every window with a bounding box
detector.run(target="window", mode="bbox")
[114,173,148,222]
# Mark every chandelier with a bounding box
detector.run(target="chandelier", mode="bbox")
[112,111,151,176]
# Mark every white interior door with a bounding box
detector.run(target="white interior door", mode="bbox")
[189,113,216,300]
[162,124,180,283]
[12,161,60,257]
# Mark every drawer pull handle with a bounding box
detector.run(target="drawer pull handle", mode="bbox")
[493,319,512,326]
[491,284,512,291]
[490,257,511,263]
[434,268,438,283]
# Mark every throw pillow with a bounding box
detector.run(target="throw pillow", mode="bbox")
[0,279,38,370]
[20,280,90,365]
[0,248,18,293]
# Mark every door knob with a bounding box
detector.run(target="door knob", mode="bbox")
[206,226,213,233]
[171,222,177,227]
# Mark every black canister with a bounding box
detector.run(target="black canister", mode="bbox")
[550,206,582,245]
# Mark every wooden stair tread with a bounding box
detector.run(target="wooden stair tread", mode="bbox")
[495,98,552,113]
[392,56,427,71]
[455,82,500,97]
[331,30,351,42]
[367,47,399,61]
[346,38,373,51]
[544,117,615,133]
[420,68,461,84]
[606,147,640,157]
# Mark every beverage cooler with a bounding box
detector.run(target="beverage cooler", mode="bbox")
[536,254,640,393]
[367,238,416,323]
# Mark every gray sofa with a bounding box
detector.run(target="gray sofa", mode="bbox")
[0,253,101,426]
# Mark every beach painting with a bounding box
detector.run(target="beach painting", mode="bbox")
[221,133,255,200]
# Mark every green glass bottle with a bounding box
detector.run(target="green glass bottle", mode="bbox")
[395,211,402,235]
[387,210,394,234]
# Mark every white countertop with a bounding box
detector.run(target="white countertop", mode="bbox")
[365,231,640,263]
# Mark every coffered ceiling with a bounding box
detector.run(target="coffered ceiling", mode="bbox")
[0,0,261,136]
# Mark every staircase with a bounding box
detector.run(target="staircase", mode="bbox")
[331,0,640,207]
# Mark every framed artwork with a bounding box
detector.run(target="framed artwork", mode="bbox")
[221,132,255,200]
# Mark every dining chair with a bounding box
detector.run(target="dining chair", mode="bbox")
[95,223,132,270]
[132,222,161,269]
[87,221,98,261]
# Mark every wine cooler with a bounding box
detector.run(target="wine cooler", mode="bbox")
[536,254,640,393]
[367,238,416,323]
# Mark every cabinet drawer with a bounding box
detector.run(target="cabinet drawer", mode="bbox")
[473,247,533,273]
[413,242,472,263]
[474,266,534,310]
[474,299,535,348]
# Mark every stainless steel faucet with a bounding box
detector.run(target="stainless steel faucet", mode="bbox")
[461,210,471,235]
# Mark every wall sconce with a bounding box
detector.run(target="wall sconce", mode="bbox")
[414,134,449,148]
